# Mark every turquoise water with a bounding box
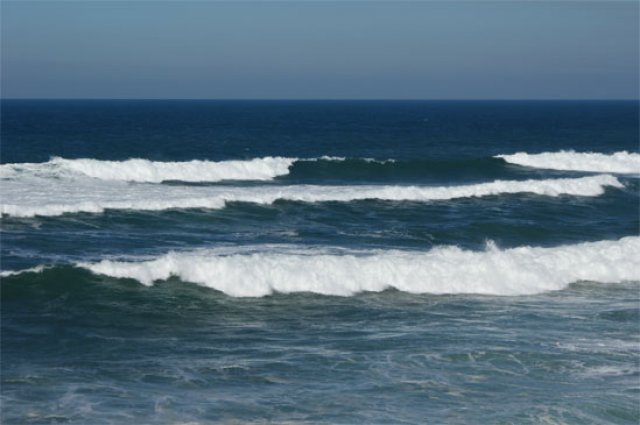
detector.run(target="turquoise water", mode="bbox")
[1,100,639,424]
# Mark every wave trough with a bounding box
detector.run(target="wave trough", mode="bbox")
[497,151,640,174]
[78,237,639,297]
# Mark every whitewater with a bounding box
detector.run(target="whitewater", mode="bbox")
[3,100,639,425]
[0,174,623,217]
[0,156,298,182]
[5,237,637,297]
[2,151,637,185]
[497,150,640,174]
[74,236,639,297]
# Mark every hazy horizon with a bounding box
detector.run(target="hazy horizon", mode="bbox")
[2,98,639,101]
[2,1,639,100]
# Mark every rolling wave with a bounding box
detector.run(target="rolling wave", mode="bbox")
[0,265,46,278]
[58,236,638,296]
[0,156,297,182]
[3,151,636,185]
[0,156,492,183]
[496,151,640,174]
[0,175,622,217]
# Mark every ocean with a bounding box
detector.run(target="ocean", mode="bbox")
[1,100,639,424]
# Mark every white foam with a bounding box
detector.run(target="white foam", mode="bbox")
[0,156,297,183]
[0,156,395,183]
[0,175,622,217]
[496,151,640,174]
[578,365,637,378]
[79,237,640,297]
[0,265,46,277]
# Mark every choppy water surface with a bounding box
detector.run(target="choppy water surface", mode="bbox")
[2,100,639,424]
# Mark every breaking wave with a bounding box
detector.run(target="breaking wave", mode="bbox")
[72,236,639,297]
[0,175,622,217]
[1,155,493,184]
[0,265,47,278]
[497,151,640,174]
[0,156,297,182]
[2,151,637,186]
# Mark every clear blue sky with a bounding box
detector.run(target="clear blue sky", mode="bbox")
[1,1,638,99]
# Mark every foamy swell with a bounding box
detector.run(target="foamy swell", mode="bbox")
[0,265,47,277]
[80,237,640,297]
[0,175,622,217]
[497,151,640,174]
[0,156,297,182]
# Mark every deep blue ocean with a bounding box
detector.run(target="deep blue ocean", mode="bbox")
[1,100,639,424]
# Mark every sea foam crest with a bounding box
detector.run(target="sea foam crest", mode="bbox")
[0,156,401,183]
[80,237,640,297]
[0,175,622,217]
[496,151,640,174]
[0,265,47,277]
[0,156,298,183]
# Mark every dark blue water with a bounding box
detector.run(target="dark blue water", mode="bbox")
[1,100,639,424]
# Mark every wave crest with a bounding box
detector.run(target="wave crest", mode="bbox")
[0,175,622,217]
[496,151,640,174]
[78,237,640,297]
[0,156,298,183]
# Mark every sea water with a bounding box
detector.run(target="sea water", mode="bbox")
[1,100,639,424]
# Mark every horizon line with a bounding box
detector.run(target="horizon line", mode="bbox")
[1,98,639,102]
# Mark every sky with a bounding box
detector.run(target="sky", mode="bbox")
[1,1,638,99]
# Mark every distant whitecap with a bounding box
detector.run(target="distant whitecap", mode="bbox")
[496,151,640,174]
